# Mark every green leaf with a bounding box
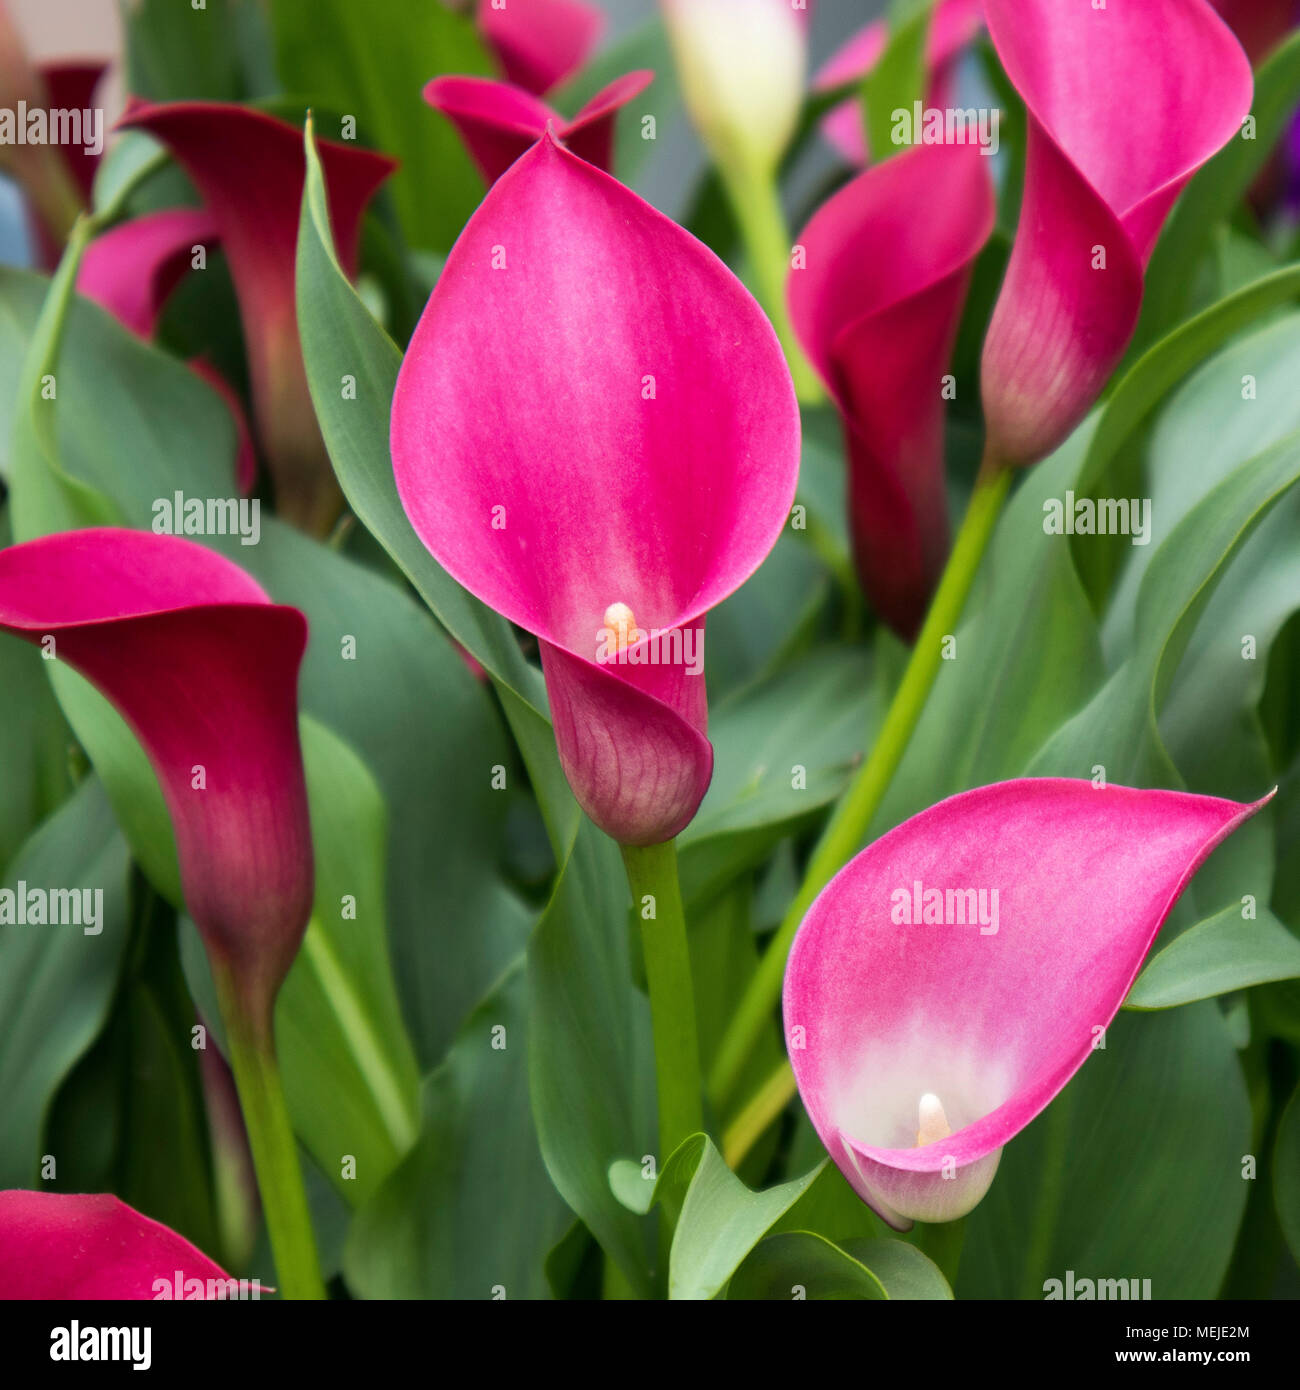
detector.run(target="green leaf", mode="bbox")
[345,958,572,1299]
[638,1134,823,1300]
[730,1231,952,1300]
[272,0,492,252]
[1027,426,1300,790]
[1275,1080,1300,1268]
[0,625,70,879]
[528,820,656,1295]
[863,1,934,165]
[0,777,131,1187]
[1135,32,1300,354]
[1126,904,1300,1009]
[958,1005,1250,1299]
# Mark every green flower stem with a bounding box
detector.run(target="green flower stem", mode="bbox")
[717,160,824,406]
[620,840,703,1163]
[213,968,326,1301]
[708,465,1015,1110]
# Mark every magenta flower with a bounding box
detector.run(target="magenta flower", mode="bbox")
[784,779,1265,1228]
[789,143,993,640]
[980,0,1253,469]
[425,69,652,185]
[391,135,800,845]
[476,0,604,95]
[0,528,313,1020]
[116,100,395,532]
[76,209,256,493]
[0,1192,241,1300]
[814,0,983,166]
[77,208,219,340]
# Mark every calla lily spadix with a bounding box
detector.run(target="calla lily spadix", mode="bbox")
[980,0,1253,470]
[784,779,1267,1229]
[814,0,983,167]
[789,142,994,640]
[0,1191,243,1300]
[76,208,257,493]
[477,0,604,96]
[425,69,652,186]
[391,132,800,847]
[115,100,395,535]
[0,528,313,1022]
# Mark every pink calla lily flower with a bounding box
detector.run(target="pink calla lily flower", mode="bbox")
[0,528,313,1020]
[391,134,800,846]
[477,0,604,95]
[789,142,994,640]
[77,207,220,340]
[814,0,983,166]
[115,100,395,533]
[425,69,653,185]
[0,1191,244,1300]
[76,209,257,493]
[784,779,1267,1229]
[980,0,1253,469]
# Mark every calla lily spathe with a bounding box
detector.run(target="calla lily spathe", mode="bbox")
[425,69,652,185]
[980,0,1253,469]
[784,779,1266,1229]
[477,0,603,95]
[814,0,982,166]
[0,528,313,1021]
[391,134,800,845]
[789,142,994,639]
[115,100,395,533]
[0,1191,242,1299]
[1212,0,1296,63]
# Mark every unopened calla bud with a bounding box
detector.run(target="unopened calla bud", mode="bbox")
[662,0,806,177]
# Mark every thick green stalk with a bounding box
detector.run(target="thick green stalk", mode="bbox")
[709,466,1014,1109]
[718,160,824,405]
[621,840,703,1161]
[213,969,326,1300]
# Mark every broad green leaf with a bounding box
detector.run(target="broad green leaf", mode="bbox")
[1126,904,1300,1010]
[272,0,492,252]
[1134,32,1300,354]
[1027,427,1300,794]
[646,1133,824,1300]
[345,957,572,1299]
[528,820,656,1296]
[0,777,130,1187]
[730,1231,952,1300]
[124,0,247,102]
[1276,1080,1300,1268]
[958,1005,1250,1299]
[0,625,70,879]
